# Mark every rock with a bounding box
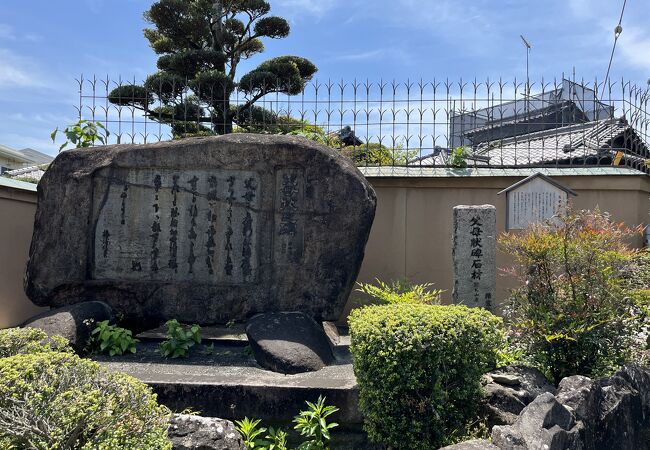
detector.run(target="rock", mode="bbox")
[555,365,650,450]
[246,311,335,374]
[555,375,600,424]
[492,392,583,450]
[482,365,555,426]
[25,134,376,325]
[168,414,244,450]
[439,439,500,450]
[22,301,114,353]
[491,374,521,386]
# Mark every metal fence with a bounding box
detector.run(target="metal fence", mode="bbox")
[76,75,650,172]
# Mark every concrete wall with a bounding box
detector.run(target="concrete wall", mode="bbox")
[0,183,46,328]
[354,173,650,313]
[1,172,649,327]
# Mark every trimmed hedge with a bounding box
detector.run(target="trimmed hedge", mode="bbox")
[0,327,71,358]
[349,304,505,449]
[0,352,171,449]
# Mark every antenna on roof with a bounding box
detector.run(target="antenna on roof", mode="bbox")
[520,35,532,106]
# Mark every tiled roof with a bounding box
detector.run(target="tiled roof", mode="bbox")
[472,117,647,166]
[409,118,649,170]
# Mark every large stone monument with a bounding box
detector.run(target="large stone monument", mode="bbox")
[25,134,376,325]
[452,205,496,311]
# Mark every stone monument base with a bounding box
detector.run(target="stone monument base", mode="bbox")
[93,325,373,449]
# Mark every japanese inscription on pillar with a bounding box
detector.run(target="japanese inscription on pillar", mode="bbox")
[93,168,261,284]
[452,205,496,311]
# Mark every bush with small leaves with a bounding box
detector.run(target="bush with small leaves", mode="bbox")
[356,278,444,305]
[159,319,201,358]
[349,304,505,450]
[0,352,171,449]
[89,320,138,356]
[0,327,71,358]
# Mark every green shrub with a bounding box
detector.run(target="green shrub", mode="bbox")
[356,278,444,305]
[0,327,71,358]
[340,142,417,166]
[500,208,646,383]
[449,146,470,168]
[89,320,138,356]
[348,304,505,449]
[0,352,171,449]
[159,319,201,358]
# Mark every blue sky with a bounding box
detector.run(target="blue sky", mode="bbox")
[1,0,649,156]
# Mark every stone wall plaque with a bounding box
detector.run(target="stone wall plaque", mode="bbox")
[499,173,577,230]
[25,135,376,325]
[452,205,496,310]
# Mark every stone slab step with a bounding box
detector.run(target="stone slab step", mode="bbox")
[94,341,360,425]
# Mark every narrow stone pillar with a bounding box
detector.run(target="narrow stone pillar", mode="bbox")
[452,205,496,311]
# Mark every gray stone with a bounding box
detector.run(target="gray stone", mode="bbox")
[482,365,555,427]
[555,375,600,424]
[492,392,583,450]
[452,205,496,310]
[25,134,376,324]
[246,312,335,374]
[555,365,650,450]
[491,374,521,386]
[22,301,114,352]
[439,439,500,450]
[93,340,362,425]
[169,414,244,450]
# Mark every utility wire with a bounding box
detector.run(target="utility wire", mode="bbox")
[603,0,627,89]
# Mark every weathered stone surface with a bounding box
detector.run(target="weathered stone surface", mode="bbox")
[439,439,500,450]
[246,311,334,374]
[169,414,244,450]
[482,365,556,426]
[22,301,114,352]
[492,392,583,450]
[25,135,376,324]
[452,205,496,310]
[555,365,650,450]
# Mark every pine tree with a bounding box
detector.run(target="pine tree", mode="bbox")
[108,0,317,136]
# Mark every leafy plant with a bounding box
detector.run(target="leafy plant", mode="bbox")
[356,278,444,305]
[449,146,470,168]
[159,319,201,358]
[348,304,505,449]
[235,417,269,449]
[51,119,109,151]
[0,352,171,449]
[89,320,138,356]
[500,208,646,383]
[236,396,339,450]
[340,141,419,166]
[293,396,338,449]
[267,427,288,450]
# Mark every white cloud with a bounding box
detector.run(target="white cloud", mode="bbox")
[0,49,44,88]
[618,26,650,72]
